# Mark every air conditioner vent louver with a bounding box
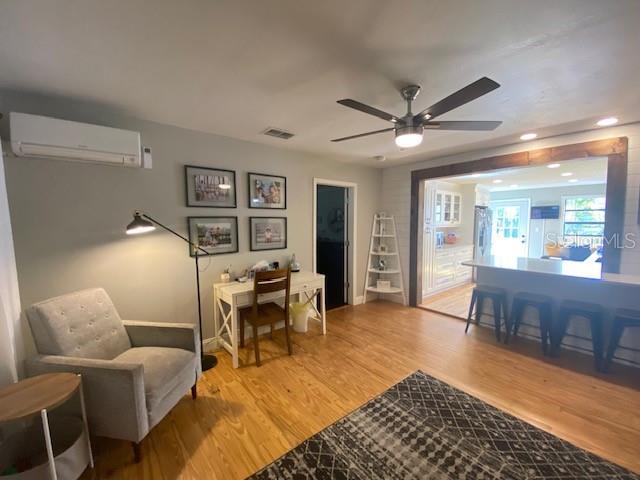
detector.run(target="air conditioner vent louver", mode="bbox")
[263,127,294,139]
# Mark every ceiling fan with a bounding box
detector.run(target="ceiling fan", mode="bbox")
[332,77,502,148]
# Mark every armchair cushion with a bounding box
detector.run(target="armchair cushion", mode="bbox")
[26,288,131,360]
[26,354,148,442]
[113,347,198,417]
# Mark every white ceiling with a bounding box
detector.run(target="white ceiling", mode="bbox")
[1,0,639,166]
[444,157,608,191]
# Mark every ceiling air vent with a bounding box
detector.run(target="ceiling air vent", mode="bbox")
[263,127,294,140]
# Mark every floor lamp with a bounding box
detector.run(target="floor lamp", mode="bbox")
[126,211,218,371]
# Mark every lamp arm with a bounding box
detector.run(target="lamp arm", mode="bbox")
[141,213,209,256]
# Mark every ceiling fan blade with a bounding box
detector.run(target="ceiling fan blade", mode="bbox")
[415,77,500,121]
[423,120,502,131]
[331,127,395,142]
[337,99,400,123]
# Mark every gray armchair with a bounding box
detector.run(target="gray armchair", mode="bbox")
[25,288,201,461]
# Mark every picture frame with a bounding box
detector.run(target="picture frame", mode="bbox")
[248,172,286,209]
[185,165,237,208]
[187,216,239,257]
[249,216,287,251]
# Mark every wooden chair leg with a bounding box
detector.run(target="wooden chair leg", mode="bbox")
[465,290,477,333]
[252,324,261,367]
[604,320,625,372]
[191,383,197,400]
[240,318,245,348]
[132,441,142,463]
[284,319,293,356]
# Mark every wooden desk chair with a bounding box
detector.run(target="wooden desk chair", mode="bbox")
[239,268,292,366]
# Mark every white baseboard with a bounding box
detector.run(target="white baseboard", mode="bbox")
[353,295,365,305]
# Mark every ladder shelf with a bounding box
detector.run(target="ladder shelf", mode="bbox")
[363,213,406,305]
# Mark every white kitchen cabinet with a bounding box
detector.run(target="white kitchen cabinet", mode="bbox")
[434,190,462,226]
[425,245,473,295]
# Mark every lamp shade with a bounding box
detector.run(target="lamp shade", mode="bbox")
[395,125,423,148]
[126,212,156,235]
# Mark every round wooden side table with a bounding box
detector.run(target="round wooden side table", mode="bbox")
[0,373,93,480]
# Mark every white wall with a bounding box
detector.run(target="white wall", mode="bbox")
[491,183,606,257]
[0,91,382,351]
[382,124,640,296]
[0,140,21,386]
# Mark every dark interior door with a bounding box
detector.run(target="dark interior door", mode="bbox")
[316,185,347,310]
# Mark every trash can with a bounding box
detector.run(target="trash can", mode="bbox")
[290,302,310,333]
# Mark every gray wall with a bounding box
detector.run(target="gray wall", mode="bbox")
[0,92,382,346]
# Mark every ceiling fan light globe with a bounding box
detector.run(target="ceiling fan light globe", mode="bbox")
[395,125,424,149]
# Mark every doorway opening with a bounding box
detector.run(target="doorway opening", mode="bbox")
[313,179,357,309]
[419,156,608,318]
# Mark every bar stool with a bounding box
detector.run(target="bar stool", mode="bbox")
[465,286,508,342]
[510,292,553,353]
[552,300,604,371]
[604,308,640,372]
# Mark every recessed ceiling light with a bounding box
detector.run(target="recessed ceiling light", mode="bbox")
[510,184,518,188]
[547,163,561,169]
[493,179,503,184]
[520,133,537,141]
[568,179,578,183]
[596,117,618,127]
[561,172,573,177]
[470,173,483,177]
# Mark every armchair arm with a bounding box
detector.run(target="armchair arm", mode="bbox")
[26,355,149,443]
[123,321,200,355]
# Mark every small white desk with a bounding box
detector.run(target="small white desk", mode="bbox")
[213,271,326,368]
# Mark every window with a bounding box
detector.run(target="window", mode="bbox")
[562,196,606,238]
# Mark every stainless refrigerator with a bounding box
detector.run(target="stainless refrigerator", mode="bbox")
[473,206,492,261]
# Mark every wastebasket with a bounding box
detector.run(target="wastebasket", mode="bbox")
[290,302,310,333]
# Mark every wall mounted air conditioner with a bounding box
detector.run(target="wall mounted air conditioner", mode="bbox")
[10,112,143,167]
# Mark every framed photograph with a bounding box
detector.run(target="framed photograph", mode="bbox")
[188,216,238,256]
[248,172,286,209]
[250,216,287,251]
[185,165,236,208]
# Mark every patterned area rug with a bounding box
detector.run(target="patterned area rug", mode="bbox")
[250,371,638,479]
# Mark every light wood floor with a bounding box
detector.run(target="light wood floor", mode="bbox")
[421,281,475,318]
[82,301,640,479]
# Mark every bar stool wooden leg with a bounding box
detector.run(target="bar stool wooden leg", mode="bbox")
[604,320,625,372]
[465,290,477,333]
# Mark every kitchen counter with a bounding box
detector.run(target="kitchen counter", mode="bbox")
[463,256,640,366]
[463,256,640,286]
[436,243,473,251]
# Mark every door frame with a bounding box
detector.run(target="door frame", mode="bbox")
[489,197,532,257]
[408,137,629,306]
[312,178,358,305]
